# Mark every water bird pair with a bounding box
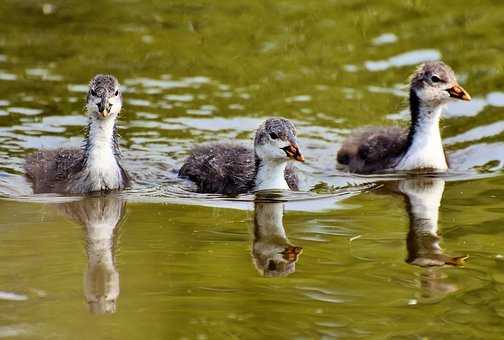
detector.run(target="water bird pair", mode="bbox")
[24,61,471,195]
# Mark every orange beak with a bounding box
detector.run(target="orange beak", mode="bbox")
[447,84,471,101]
[98,110,110,118]
[282,143,304,162]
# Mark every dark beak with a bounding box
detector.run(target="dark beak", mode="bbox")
[97,98,112,118]
[447,84,471,101]
[282,143,304,162]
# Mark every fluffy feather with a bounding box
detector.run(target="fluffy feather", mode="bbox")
[24,74,129,194]
[25,147,129,194]
[179,143,298,195]
[337,126,408,173]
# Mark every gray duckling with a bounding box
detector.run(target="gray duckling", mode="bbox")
[25,75,129,194]
[179,118,304,195]
[337,61,471,173]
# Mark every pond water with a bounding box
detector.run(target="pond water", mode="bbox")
[1,0,504,338]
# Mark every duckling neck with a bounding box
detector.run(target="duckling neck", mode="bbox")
[82,116,123,189]
[396,90,447,170]
[254,157,289,191]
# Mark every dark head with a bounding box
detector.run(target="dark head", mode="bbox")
[409,61,471,108]
[86,75,122,120]
[254,118,304,163]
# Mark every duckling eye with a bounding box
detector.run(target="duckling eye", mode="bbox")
[114,89,119,96]
[90,89,97,96]
[269,132,279,140]
[431,75,441,83]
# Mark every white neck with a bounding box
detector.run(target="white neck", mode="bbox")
[82,116,123,191]
[396,105,447,170]
[254,160,289,191]
[86,116,117,163]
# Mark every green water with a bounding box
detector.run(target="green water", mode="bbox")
[1,0,504,338]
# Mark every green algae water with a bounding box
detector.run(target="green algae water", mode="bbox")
[0,0,504,338]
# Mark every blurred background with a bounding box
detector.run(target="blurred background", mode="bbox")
[0,1,503,339]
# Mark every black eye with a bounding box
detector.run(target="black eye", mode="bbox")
[114,90,119,96]
[431,75,441,83]
[90,89,97,96]
[269,132,278,140]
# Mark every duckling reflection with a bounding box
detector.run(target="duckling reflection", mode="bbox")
[397,178,468,267]
[252,194,302,277]
[58,195,125,314]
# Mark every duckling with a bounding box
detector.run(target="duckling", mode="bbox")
[337,61,471,173]
[25,75,129,194]
[178,118,304,195]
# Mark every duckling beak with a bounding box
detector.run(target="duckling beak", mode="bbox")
[447,84,471,101]
[282,143,304,162]
[98,110,110,118]
[97,97,114,118]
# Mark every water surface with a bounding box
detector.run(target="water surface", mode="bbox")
[1,0,504,338]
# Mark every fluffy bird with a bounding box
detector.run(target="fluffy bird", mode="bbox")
[337,61,471,173]
[25,75,129,194]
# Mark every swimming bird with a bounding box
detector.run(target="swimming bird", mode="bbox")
[337,61,471,173]
[25,75,129,194]
[178,118,304,195]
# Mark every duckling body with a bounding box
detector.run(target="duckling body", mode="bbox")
[179,143,298,195]
[25,75,129,194]
[337,126,407,173]
[337,61,471,173]
[179,118,304,195]
[25,145,128,194]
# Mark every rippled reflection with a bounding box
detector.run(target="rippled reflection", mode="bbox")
[58,195,125,314]
[388,178,469,300]
[251,193,302,277]
[396,178,468,268]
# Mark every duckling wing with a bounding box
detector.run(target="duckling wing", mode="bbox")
[25,148,84,193]
[337,127,408,173]
[178,143,256,195]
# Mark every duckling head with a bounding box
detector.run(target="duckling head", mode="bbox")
[86,74,122,120]
[410,61,471,109]
[254,118,304,163]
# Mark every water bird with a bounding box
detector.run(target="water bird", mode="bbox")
[178,118,304,194]
[25,75,129,194]
[337,61,471,173]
